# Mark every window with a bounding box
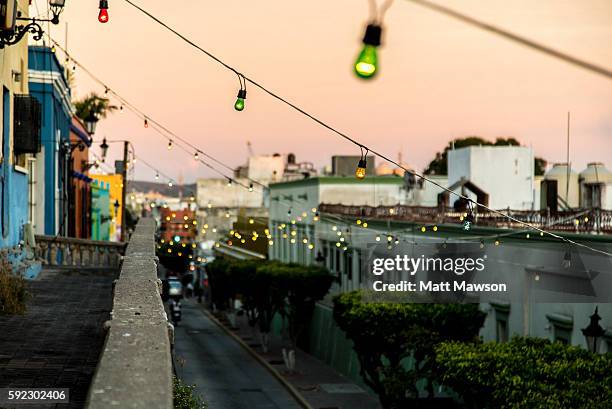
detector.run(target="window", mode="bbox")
[496,317,509,343]
[546,313,573,345]
[345,250,353,281]
[490,301,510,343]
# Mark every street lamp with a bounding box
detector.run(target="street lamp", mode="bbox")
[49,0,67,24]
[84,112,99,135]
[100,138,109,161]
[581,307,606,353]
[0,0,67,48]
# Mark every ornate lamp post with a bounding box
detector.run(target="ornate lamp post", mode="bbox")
[0,0,67,48]
[99,138,109,161]
[581,307,606,353]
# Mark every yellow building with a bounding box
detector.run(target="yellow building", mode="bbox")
[90,174,124,242]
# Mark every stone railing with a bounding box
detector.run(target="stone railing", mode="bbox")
[35,235,125,268]
[86,218,173,409]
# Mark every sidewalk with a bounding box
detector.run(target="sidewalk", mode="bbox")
[0,268,116,409]
[197,302,382,409]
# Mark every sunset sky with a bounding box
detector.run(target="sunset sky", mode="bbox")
[37,0,612,183]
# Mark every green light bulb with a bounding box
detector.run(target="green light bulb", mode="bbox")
[234,89,247,112]
[234,97,245,111]
[354,24,382,80]
[354,45,378,79]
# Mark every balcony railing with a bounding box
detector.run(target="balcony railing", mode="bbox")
[35,235,126,268]
[318,204,612,234]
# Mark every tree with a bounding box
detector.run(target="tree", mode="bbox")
[228,260,262,328]
[435,337,612,409]
[205,259,234,311]
[74,92,117,121]
[424,136,547,176]
[333,291,485,408]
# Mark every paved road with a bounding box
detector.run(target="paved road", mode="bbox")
[173,299,302,409]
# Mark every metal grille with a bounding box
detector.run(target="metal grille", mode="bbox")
[13,94,42,154]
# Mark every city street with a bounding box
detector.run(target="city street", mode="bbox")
[172,300,302,409]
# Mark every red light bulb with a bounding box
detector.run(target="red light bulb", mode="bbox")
[98,8,109,23]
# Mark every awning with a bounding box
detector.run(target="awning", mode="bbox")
[72,171,93,183]
[70,123,92,147]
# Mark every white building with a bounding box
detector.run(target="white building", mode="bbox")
[448,146,535,210]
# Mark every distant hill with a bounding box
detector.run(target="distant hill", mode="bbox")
[128,180,196,198]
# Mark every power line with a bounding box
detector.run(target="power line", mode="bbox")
[404,0,612,80]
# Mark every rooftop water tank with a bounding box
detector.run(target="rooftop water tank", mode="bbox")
[544,163,579,208]
[579,162,612,184]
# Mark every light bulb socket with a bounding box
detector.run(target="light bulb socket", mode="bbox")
[237,89,247,99]
[363,24,382,47]
[99,0,108,9]
[357,158,367,169]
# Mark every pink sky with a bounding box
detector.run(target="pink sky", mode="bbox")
[39,0,612,183]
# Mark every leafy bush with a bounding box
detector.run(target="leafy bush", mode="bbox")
[333,291,485,408]
[435,337,612,409]
[173,376,207,409]
[0,259,28,315]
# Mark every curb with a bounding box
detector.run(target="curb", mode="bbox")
[197,304,315,409]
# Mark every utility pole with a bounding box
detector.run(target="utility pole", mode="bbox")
[121,141,128,242]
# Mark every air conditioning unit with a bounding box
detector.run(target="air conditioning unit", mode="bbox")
[13,95,42,154]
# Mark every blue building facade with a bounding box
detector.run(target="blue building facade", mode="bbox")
[1,39,42,278]
[28,46,72,236]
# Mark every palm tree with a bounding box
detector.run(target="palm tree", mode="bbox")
[74,92,117,122]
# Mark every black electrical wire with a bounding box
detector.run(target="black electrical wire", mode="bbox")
[121,0,612,257]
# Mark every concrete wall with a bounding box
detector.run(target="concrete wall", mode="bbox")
[86,218,172,409]
[448,146,535,210]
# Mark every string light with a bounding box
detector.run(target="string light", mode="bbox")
[98,0,109,23]
[167,140,173,150]
[234,89,247,111]
[194,151,199,160]
[227,178,232,187]
[248,183,253,192]
[355,148,368,180]
[144,118,149,128]
[354,24,382,79]
[155,172,159,180]
[119,105,124,113]
[46,17,612,259]
[168,181,173,187]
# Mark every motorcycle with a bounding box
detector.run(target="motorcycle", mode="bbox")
[169,298,182,326]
